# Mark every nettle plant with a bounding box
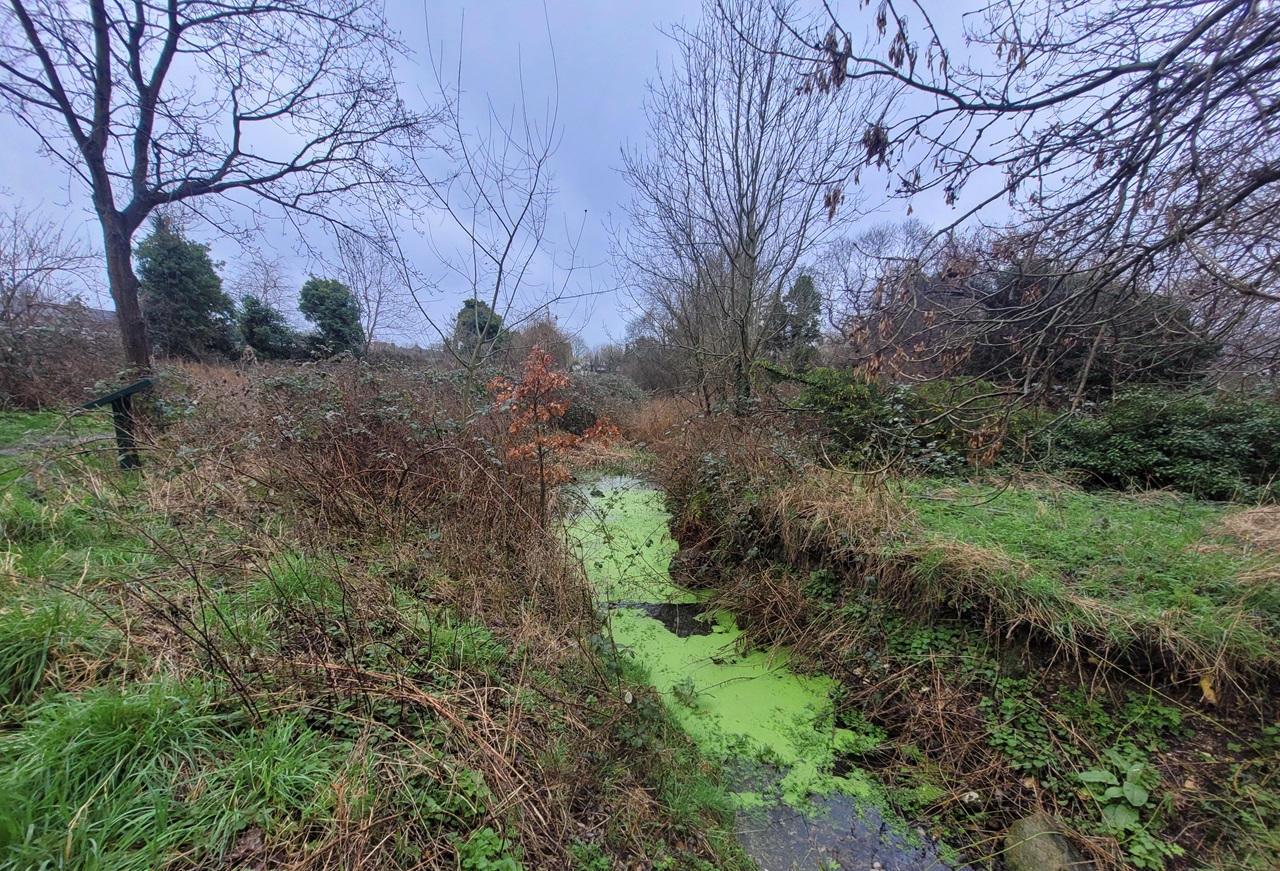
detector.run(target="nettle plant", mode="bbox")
[489,345,620,524]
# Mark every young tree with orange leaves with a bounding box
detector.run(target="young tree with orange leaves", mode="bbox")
[490,346,620,525]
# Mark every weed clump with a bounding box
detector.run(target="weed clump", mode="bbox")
[0,361,751,870]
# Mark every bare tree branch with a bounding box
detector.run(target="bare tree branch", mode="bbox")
[0,0,425,369]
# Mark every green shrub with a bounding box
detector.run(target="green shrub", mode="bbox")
[796,370,1035,474]
[561,371,644,435]
[1042,388,1280,501]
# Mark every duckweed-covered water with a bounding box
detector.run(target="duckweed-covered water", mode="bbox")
[570,477,957,871]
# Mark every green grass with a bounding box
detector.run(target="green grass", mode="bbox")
[908,482,1242,597]
[0,681,226,869]
[900,480,1280,679]
[0,589,113,713]
[0,682,364,870]
[0,410,109,451]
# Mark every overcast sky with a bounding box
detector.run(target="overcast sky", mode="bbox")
[0,0,980,348]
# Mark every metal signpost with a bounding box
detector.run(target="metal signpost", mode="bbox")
[82,377,158,470]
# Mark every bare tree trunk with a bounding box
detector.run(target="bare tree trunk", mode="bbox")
[1071,328,1106,412]
[3,0,419,381]
[101,216,151,373]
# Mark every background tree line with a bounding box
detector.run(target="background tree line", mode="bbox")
[609,0,1280,412]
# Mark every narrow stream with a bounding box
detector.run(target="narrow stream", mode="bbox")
[569,476,959,871]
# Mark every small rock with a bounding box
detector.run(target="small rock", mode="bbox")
[961,790,981,804]
[1004,814,1091,871]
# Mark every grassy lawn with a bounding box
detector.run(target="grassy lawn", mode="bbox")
[907,482,1241,595]
[0,410,111,451]
[901,480,1280,681]
[747,470,1279,682]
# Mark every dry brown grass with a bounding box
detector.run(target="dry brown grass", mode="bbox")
[150,360,600,631]
[626,394,699,445]
[64,360,748,869]
[561,437,636,473]
[1215,505,1280,554]
[762,469,912,562]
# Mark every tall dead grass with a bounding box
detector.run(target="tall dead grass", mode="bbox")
[48,360,737,868]
[151,360,595,630]
[0,307,125,409]
[1216,505,1280,554]
[625,394,701,445]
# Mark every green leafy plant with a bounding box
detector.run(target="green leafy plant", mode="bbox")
[1077,750,1182,869]
[568,841,613,871]
[802,567,839,602]
[671,675,700,707]
[456,826,522,871]
[1042,387,1280,501]
[793,370,1034,473]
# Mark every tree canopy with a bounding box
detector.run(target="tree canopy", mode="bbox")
[453,298,509,360]
[300,277,363,358]
[136,217,237,361]
[239,296,300,361]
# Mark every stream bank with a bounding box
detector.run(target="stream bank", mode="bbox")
[570,476,959,871]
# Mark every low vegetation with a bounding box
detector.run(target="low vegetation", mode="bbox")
[0,359,749,870]
[650,401,1280,870]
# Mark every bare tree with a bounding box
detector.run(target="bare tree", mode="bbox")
[619,0,877,408]
[818,219,934,336]
[334,226,408,351]
[0,0,421,371]
[393,19,573,411]
[0,201,93,327]
[769,0,1280,312]
[0,202,120,406]
[228,250,293,312]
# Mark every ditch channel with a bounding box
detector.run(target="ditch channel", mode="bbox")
[569,476,962,871]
